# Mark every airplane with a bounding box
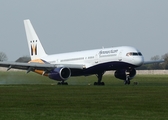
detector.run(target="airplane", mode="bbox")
[0,19,164,85]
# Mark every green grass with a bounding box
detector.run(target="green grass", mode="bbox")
[0,71,168,119]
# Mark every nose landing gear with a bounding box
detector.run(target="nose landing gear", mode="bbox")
[124,75,130,85]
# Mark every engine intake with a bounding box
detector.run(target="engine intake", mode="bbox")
[49,67,71,81]
[114,68,136,80]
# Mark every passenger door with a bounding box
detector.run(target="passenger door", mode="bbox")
[118,50,122,61]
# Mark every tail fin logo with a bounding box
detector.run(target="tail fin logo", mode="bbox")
[31,43,37,55]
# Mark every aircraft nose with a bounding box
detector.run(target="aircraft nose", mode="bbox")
[135,56,144,66]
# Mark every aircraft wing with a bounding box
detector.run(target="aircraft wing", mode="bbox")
[143,60,164,64]
[0,61,85,73]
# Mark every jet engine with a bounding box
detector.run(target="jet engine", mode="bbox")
[48,67,71,81]
[114,68,136,80]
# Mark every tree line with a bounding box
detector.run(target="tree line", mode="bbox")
[0,52,30,63]
[137,53,168,70]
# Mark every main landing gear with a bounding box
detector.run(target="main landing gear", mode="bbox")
[57,81,68,85]
[94,72,105,85]
[124,75,130,85]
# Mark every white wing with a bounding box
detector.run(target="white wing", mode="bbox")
[0,61,85,73]
[143,60,164,64]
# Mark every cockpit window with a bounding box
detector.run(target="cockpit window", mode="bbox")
[133,53,138,56]
[138,52,142,56]
[126,52,142,56]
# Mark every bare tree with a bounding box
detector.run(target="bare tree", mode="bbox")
[151,55,160,61]
[0,52,7,61]
[149,55,162,69]
[161,53,168,69]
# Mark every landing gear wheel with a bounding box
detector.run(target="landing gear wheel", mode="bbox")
[124,80,130,85]
[94,72,105,86]
[94,82,105,85]
[57,82,68,85]
[127,80,130,85]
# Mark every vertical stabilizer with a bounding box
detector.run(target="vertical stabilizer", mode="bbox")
[24,19,47,60]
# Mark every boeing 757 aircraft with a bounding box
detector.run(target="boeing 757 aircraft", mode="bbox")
[0,19,163,85]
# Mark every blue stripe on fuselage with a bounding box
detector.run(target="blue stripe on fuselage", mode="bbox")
[71,61,138,76]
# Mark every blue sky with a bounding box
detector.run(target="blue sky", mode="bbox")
[0,0,168,61]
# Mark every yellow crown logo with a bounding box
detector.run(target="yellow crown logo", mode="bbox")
[31,44,37,55]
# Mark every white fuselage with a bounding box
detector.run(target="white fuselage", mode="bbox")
[41,46,144,69]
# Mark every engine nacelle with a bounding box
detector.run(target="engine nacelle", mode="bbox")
[114,68,136,80]
[48,67,71,81]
